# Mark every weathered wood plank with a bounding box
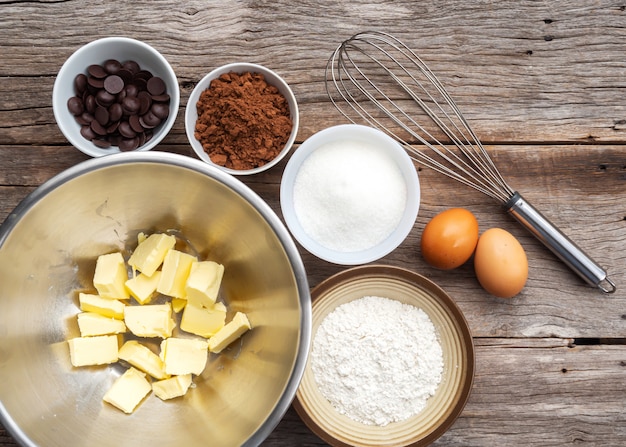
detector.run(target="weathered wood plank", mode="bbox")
[2,1,626,143]
[2,339,624,447]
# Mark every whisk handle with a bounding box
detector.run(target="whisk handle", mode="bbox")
[505,192,616,294]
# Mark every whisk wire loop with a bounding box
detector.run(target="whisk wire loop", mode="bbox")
[326,30,514,203]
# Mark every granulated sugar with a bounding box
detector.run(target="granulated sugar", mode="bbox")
[311,295,443,426]
[292,140,407,252]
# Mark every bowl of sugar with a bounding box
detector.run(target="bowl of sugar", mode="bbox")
[293,265,475,447]
[280,124,420,265]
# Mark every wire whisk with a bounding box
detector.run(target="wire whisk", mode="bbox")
[326,31,615,294]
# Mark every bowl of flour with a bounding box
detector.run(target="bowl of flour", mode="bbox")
[280,124,420,265]
[294,265,475,447]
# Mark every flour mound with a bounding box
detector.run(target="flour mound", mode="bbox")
[311,295,443,426]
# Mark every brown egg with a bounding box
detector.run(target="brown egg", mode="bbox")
[474,228,528,298]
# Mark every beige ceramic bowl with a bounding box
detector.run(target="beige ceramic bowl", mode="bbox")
[294,265,474,447]
[185,62,299,175]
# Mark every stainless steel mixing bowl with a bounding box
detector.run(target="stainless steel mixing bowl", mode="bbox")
[0,152,311,447]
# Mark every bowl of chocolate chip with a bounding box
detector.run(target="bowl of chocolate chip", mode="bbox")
[185,63,299,175]
[52,37,180,157]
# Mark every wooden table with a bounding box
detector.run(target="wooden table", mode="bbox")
[1,1,625,445]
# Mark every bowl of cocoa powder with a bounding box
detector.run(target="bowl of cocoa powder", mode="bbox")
[185,63,299,175]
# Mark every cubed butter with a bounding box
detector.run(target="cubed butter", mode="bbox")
[77,312,127,336]
[157,250,197,298]
[185,261,224,308]
[152,374,192,401]
[93,252,130,299]
[124,304,176,338]
[181,301,226,338]
[160,337,208,376]
[208,312,251,354]
[79,293,125,320]
[128,233,176,277]
[171,297,187,313]
[125,271,162,305]
[103,367,152,414]
[118,340,169,380]
[68,334,119,367]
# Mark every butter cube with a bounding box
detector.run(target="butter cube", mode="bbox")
[77,312,127,336]
[185,261,224,308]
[103,367,152,414]
[118,340,169,380]
[171,297,187,313]
[181,301,226,338]
[93,252,129,299]
[68,335,119,367]
[157,250,197,298]
[208,312,251,354]
[160,337,209,376]
[79,293,125,320]
[125,271,162,305]
[124,304,176,338]
[128,233,176,277]
[152,374,192,401]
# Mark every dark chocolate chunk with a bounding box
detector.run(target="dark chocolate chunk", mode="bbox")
[147,77,166,96]
[104,75,124,95]
[67,96,84,115]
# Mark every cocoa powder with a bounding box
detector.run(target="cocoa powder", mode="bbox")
[194,71,293,170]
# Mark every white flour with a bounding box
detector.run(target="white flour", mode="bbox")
[311,295,443,426]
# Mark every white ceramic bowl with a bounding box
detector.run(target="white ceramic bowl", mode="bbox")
[280,124,420,265]
[52,37,180,157]
[185,63,299,175]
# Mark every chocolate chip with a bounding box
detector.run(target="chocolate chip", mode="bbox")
[88,64,107,78]
[95,89,116,107]
[67,59,171,151]
[118,121,136,139]
[129,114,144,133]
[122,96,141,114]
[151,102,170,119]
[104,75,124,95]
[95,106,109,126]
[103,59,122,75]
[122,60,140,74]
[138,91,152,115]
[67,96,84,115]
[92,138,112,148]
[147,77,166,96]
[90,119,107,136]
[74,74,88,94]
[125,84,140,98]
[151,93,170,103]
[119,137,139,151]
[134,70,153,81]
[139,112,161,129]
[76,112,94,126]
[106,121,120,134]
[87,76,104,89]
[116,69,133,84]
[109,103,123,122]
[80,125,97,140]
[84,95,97,114]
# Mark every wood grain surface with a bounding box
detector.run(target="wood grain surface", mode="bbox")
[1,0,625,446]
